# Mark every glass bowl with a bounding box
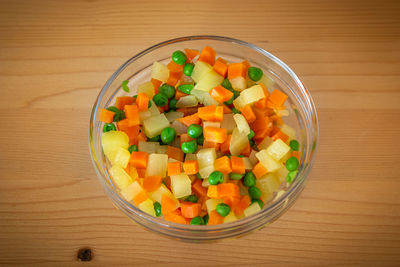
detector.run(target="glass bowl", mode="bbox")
[89,35,318,241]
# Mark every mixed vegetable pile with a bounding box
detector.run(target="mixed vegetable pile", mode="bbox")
[99,46,300,225]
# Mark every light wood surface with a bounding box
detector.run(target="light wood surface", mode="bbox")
[1,0,399,265]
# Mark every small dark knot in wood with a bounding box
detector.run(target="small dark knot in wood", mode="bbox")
[77,248,92,261]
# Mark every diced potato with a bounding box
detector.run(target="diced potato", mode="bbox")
[275,109,289,117]
[190,88,207,103]
[120,180,142,201]
[255,150,283,172]
[138,141,159,154]
[203,121,220,128]
[241,85,265,105]
[170,137,181,148]
[102,131,129,163]
[185,153,197,161]
[139,110,152,123]
[224,212,238,223]
[202,93,219,106]
[233,114,250,135]
[165,111,184,122]
[205,198,222,214]
[230,76,247,91]
[220,113,236,134]
[202,178,210,187]
[112,147,131,168]
[243,157,253,170]
[199,165,214,179]
[194,70,224,92]
[229,128,249,156]
[276,167,289,183]
[266,139,291,161]
[151,61,169,83]
[258,74,274,89]
[197,148,217,169]
[170,174,192,199]
[191,61,213,83]
[249,149,258,166]
[138,198,156,217]
[257,173,281,202]
[280,124,297,141]
[146,154,168,177]
[176,95,198,108]
[137,81,155,98]
[258,136,273,150]
[143,113,170,138]
[232,95,247,110]
[170,120,188,135]
[148,184,174,203]
[109,165,133,189]
[280,150,292,163]
[148,100,160,116]
[244,202,261,217]
[157,145,168,154]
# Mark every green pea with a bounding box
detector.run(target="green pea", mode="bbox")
[147,135,161,142]
[248,67,263,81]
[248,129,255,140]
[251,199,264,209]
[196,173,202,179]
[128,144,138,153]
[106,106,125,122]
[232,107,241,114]
[196,135,204,145]
[169,98,178,110]
[122,80,130,92]
[203,214,209,225]
[190,216,204,225]
[249,139,255,147]
[103,123,116,133]
[133,94,138,99]
[289,140,300,151]
[153,93,168,107]
[148,101,152,108]
[172,50,187,65]
[229,173,244,180]
[187,124,203,138]
[158,84,175,100]
[233,90,240,99]
[177,84,194,95]
[221,78,232,89]
[153,202,162,217]
[181,140,197,154]
[248,186,262,199]
[216,203,230,217]
[224,95,234,105]
[183,63,194,76]
[185,195,198,203]
[286,170,298,183]
[243,172,256,187]
[286,156,299,171]
[161,127,176,145]
[208,171,224,185]
[238,155,245,158]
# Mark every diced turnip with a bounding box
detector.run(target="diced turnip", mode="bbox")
[137,81,155,98]
[146,153,168,177]
[139,110,152,123]
[165,111,184,122]
[276,167,289,183]
[229,128,249,156]
[142,113,170,138]
[220,113,235,134]
[138,198,156,217]
[266,139,291,161]
[151,61,169,83]
[170,174,192,199]
[109,165,133,190]
[233,114,250,135]
[194,71,224,92]
[255,150,283,172]
[191,61,213,83]
[176,95,198,108]
[244,202,261,217]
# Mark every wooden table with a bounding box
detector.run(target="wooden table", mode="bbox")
[1,0,399,265]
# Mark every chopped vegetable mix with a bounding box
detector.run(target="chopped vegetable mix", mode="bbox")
[99,45,301,225]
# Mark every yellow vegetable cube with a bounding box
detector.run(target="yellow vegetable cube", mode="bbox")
[258,74,274,89]
[196,148,217,169]
[280,124,297,141]
[232,95,247,110]
[151,61,169,83]
[276,167,289,183]
[241,85,265,105]
[165,111,184,122]
[109,165,133,189]
[266,139,291,161]
[243,157,253,170]
[233,114,250,135]
[229,128,249,156]
[257,136,273,150]
[202,93,219,106]
[170,174,192,199]
[112,147,131,168]
[143,113,170,138]
[257,173,280,194]
[230,76,247,91]
[191,61,213,83]
[148,184,174,203]
[102,131,129,163]
[224,212,238,223]
[148,100,160,116]
[194,70,224,92]
[138,198,156,217]
[205,198,222,214]
[199,165,215,179]
[156,145,168,154]
[255,149,283,172]
[146,154,168,177]
[137,81,155,98]
[120,181,142,201]
[138,141,159,154]
[176,95,198,108]
[203,121,220,129]
[244,202,262,217]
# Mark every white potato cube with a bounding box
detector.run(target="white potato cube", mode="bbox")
[203,121,220,128]
[197,148,217,169]
[138,141,159,154]
[202,93,220,106]
[199,165,215,179]
[255,150,283,172]
[109,165,133,189]
[258,74,274,89]
[266,139,291,161]
[165,111,184,122]
[137,81,155,98]
[146,154,168,177]
[205,198,222,214]
[244,202,262,217]
[243,157,253,170]
[102,131,129,163]
[143,113,170,138]
[230,76,247,91]
[249,149,258,166]
[233,114,250,135]
[112,147,131,168]
[241,85,265,105]
[138,198,156,217]
[171,174,192,199]
[120,181,142,201]
[156,145,168,154]
[191,61,213,83]
[257,136,273,150]
[170,120,188,136]
[224,212,238,223]
[176,95,198,108]
[220,113,235,134]
[148,184,174,203]
[148,100,160,116]
[232,95,247,110]
[229,128,249,156]
[194,71,224,92]
[151,61,169,83]
[257,173,281,195]
[280,124,297,141]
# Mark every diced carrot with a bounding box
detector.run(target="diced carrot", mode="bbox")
[233,195,251,216]
[177,113,201,127]
[130,151,149,169]
[271,130,289,142]
[213,156,232,174]
[268,89,288,107]
[161,194,178,214]
[198,46,216,65]
[270,114,284,126]
[180,202,201,218]
[220,134,231,154]
[174,89,188,100]
[213,57,228,77]
[180,133,195,145]
[151,78,163,92]
[166,70,182,87]
[115,96,134,110]
[176,107,198,116]
[142,176,162,192]
[136,168,146,178]
[164,176,171,190]
[133,190,148,205]
[207,185,219,199]
[253,107,274,119]
[166,146,184,162]
[192,179,207,197]
[131,132,147,146]
[198,105,223,122]
[222,104,232,114]
[292,150,301,160]
[164,209,187,224]
[254,127,272,141]
[254,97,269,109]
[258,83,269,96]
[230,156,245,174]
[202,140,220,150]
[124,164,130,174]
[117,122,140,143]
[227,62,247,79]
[209,85,233,103]
[269,126,281,137]
[253,162,268,178]
[168,162,181,176]
[124,104,140,126]
[250,116,271,131]
[208,210,224,225]
[223,196,240,208]
[217,183,240,198]
[167,60,183,73]
[204,127,227,143]
[240,142,252,157]
[183,160,199,175]
[198,195,208,212]
[242,60,251,69]
[100,109,115,123]
[240,105,256,123]
[136,93,150,111]
[185,48,200,62]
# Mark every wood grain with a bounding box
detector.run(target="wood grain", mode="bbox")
[0,0,399,265]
